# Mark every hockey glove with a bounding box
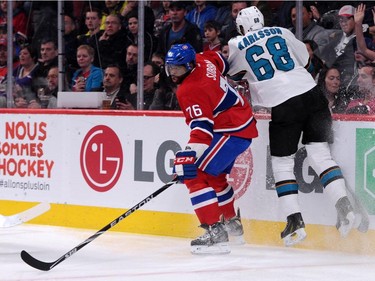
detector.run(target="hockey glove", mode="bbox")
[173,150,197,183]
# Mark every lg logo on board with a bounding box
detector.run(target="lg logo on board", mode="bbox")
[80,125,123,192]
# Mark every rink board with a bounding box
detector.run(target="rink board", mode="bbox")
[0,109,374,254]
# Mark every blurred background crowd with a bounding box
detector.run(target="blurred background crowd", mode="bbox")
[1,0,375,115]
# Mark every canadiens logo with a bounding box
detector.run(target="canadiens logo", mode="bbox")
[228,146,254,199]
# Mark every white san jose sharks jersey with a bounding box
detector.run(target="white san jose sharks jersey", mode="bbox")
[228,26,316,107]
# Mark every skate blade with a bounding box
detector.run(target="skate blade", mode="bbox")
[283,228,307,247]
[191,242,231,255]
[353,213,369,233]
[338,211,355,237]
[229,235,245,245]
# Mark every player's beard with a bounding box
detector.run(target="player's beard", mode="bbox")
[171,70,192,85]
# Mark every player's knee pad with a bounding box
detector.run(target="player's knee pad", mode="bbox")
[305,142,337,175]
[271,155,296,182]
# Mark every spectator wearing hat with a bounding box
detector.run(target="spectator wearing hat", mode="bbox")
[321,5,359,87]
[156,0,202,56]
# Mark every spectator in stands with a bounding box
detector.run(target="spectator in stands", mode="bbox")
[354,3,375,62]
[253,1,275,27]
[124,61,160,110]
[141,62,160,110]
[220,1,248,43]
[345,38,375,87]
[186,1,218,37]
[304,39,326,80]
[153,0,172,38]
[13,45,39,101]
[71,45,103,92]
[150,82,179,110]
[321,5,357,87]
[220,42,229,59]
[103,64,135,110]
[203,20,222,52]
[96,13,129,69]
[151,52,165,68]
[214,1,231,34]
[317,67,351,114]
[289,3,332,56]
[29,2,58,52]
[0,1,28,38]
[13,83,41,109]
[125,11,156,62]
[77,7,104,68]
[11,45,41,109]
[151,51,165,86]
[64,14,79,81]
[78,7,103,43]
[0,38,19,107]
[121,43,138,98]
[42,66,59,109]
[100,0,126,30]
[34,38,58,78]
[32,38,58,96]
[275,1,294,28]
[346,64,375,114]
[156,1,202,55]
[119,0,155,35]
[0,23,25,59]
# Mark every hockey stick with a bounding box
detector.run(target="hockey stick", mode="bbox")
[21,179,178,271]
[0,202,50,228]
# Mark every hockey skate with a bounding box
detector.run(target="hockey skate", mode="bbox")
[335,196,355,237]
[281,212,307,247]
[344,184,369,233]
[191,221,230,255]
[225,208,245,245]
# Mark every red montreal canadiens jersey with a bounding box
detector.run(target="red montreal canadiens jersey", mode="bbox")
[177,51,258,145]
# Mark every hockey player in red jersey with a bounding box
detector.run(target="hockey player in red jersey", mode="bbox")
[165,43,258,254]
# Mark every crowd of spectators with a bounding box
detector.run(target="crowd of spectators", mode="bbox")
[0,0,375,115]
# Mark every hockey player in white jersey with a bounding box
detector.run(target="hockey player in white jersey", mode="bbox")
[228,6,359,246]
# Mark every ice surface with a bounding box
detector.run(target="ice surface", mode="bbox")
[1,224,375,281]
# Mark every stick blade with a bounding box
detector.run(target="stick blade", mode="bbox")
[20,250,54,271]
[18,202,51,223]
[0,202,51,228]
